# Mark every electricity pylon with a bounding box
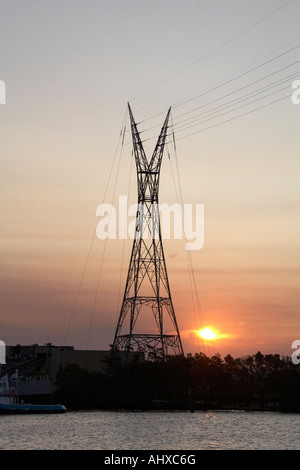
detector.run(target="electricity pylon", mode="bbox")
[112,103,183,359]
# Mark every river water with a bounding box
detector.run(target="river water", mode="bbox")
[0,409,298,450]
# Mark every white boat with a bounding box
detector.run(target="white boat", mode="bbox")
[0,372,66,414]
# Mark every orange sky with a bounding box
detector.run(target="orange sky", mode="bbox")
[1,1,300,359]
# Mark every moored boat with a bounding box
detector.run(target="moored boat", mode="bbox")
[0,373,66,414]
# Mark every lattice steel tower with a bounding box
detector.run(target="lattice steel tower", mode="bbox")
[112,104,183,359]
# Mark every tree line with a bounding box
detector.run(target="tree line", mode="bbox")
[55,351,300,412]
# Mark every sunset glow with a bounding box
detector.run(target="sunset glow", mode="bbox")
[1,2,299,361]
[197,328,217,341]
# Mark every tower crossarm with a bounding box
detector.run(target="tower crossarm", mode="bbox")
[148,107,171,174]
[128,103,149,176]
[128,103,171,204]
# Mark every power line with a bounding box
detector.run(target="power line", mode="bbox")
[168,112,205,353]
[85,111,129,349]
[134,64,298,140]
[135,40,300,132]
[122,60,298,146]
[173,46,300,117]
[175,93,290,141]
[129,0,294,103]
[113,148,134,332]
[176,85,288,134]
[172,70,299,129]
[62,107,128,347]
[173,73,299,134]
[172,35,300,110]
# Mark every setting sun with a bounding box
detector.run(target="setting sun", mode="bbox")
[197,327,217,341]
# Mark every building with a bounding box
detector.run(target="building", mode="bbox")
[3,344,144,397]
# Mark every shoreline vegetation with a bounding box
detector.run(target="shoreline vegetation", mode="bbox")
[54,351,300,413]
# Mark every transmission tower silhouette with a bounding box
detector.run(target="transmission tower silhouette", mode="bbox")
[112,104,184,359]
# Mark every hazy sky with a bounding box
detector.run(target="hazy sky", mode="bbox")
[1,0,300,358]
